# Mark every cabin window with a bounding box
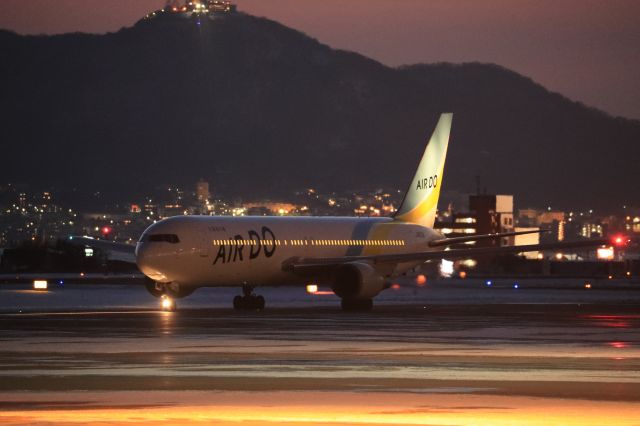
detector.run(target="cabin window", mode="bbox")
[147,234,180,244]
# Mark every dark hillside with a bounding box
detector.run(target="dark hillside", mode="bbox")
[1,13,638,210]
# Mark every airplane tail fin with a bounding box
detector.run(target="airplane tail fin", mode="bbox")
[393,113,452,228]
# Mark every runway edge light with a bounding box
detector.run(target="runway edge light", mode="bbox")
[33,280,48,290]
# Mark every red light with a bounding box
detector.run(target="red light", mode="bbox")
[609,341,629,349]
[611,234,628,247]
[101,226,111,235]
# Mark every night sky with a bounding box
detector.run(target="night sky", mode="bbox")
[1,0,639,120]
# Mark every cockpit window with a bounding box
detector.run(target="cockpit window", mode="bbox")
[146,234,180,244]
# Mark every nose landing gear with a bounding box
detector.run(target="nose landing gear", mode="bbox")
[233,283,265,311]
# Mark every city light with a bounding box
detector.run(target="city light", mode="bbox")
[597,247,615,260]
[306,284,318,294]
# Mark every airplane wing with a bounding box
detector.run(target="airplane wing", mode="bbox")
[284,238,614,276]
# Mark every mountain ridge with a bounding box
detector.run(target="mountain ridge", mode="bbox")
[1,12,638,211]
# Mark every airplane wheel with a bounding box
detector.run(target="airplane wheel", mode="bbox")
[341,298,373,311]
[256,295,265,311]
[233,295,265,311]
[233,295,243,310]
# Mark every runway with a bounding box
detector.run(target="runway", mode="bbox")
[0,281,639,425]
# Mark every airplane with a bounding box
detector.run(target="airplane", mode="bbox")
[74,113,621,311]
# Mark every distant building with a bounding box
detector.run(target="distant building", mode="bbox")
[196,179,210,204]
[538,211,565,225]
[435,194,518,248]
[514,227,541,259]
[521,209,565,242]
[243,202,297,215]
[469,194,514,247]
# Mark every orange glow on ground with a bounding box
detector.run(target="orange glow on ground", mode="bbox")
[311,290,334,295]
[1,392,640,426]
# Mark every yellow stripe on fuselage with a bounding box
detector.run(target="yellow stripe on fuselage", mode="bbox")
[361,224,395,256]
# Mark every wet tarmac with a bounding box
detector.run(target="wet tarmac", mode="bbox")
[0,282,639,425]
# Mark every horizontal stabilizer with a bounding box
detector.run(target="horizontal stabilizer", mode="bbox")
[428,229,548,248]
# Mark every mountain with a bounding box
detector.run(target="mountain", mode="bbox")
[1,11,638,211]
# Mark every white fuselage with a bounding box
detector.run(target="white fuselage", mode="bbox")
[135,215,443,288]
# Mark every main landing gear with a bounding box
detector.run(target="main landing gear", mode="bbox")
[340,298,373,311]
[233,283,265,311]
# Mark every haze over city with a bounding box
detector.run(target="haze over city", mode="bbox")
[2,0,639,120]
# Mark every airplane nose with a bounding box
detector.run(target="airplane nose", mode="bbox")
[136,242,168,282]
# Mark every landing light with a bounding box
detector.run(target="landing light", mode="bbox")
[486,280,492,286]
[513,283,519,289]
[161,296,175,311]
[33,280,48,290]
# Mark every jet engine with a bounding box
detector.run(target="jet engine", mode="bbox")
[331,262,385,300]
[144,279,196,299]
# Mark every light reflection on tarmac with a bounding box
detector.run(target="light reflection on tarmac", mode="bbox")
[0,283,639,425]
